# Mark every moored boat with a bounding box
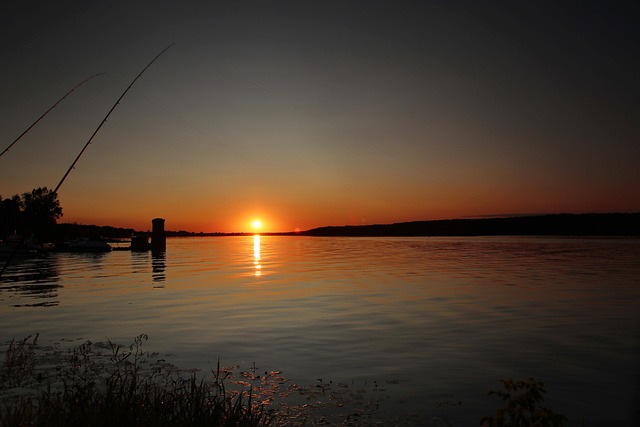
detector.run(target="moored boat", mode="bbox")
[56,236,112,253]
[0,236,44,258]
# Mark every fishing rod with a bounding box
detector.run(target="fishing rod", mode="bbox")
[0,73,105,159]
[53,43,173,194]
[0,43,174,278]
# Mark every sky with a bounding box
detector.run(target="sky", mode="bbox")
[1,1,639,233]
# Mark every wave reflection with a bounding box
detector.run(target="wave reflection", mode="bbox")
[253,234,261,277]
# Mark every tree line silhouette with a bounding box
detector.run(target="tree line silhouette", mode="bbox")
[2,188,638,240]
[1,187,62,242]
[300,213,640,237]
[1,187,134,242]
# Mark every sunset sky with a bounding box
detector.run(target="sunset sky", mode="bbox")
[1,1,639,233]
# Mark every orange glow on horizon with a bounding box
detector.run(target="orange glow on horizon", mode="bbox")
[60,191,640,234]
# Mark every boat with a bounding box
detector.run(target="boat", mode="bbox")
[0,45,171,279]
[56,236,112,253]
[0,236,45,258]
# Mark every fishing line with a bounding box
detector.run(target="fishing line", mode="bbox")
[0,73,105,159]
[99,47,253,167]
[1,44,174,279]
[53,43,174,194]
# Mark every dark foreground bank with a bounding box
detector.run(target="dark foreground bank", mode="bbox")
[0,335,570,426]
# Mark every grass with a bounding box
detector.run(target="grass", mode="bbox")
[1,334,40,389]
[0,334,272,427]
[1,335,567,426]
[481,378,567,427]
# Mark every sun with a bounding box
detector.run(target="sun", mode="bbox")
[252,219,262,230]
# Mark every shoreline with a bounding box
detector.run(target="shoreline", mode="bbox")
[166,213,640,238]
[54,213,640,240]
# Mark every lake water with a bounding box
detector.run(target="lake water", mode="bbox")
[1,236,639,425]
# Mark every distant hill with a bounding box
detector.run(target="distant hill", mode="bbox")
[55,213,640,239]
[300,213,640,237]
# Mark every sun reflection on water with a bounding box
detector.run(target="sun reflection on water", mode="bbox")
[253,234,261,276]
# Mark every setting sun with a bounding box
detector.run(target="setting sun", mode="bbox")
[252,219,262,230]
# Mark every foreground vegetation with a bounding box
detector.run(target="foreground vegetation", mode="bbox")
[481,378,567,427]
[1,335,567,426]
[0,334,273,427]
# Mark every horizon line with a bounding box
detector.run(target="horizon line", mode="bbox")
[60,211,640,235]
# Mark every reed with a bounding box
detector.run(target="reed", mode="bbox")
[1,334,39,389]
[481,378,567,427]
[0,334,272,427]
[1,335,568,426]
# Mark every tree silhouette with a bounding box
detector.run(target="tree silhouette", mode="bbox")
[0,198,20,240]
[10,187,63,242]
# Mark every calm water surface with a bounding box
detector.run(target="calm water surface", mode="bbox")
[1,236,639,425]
